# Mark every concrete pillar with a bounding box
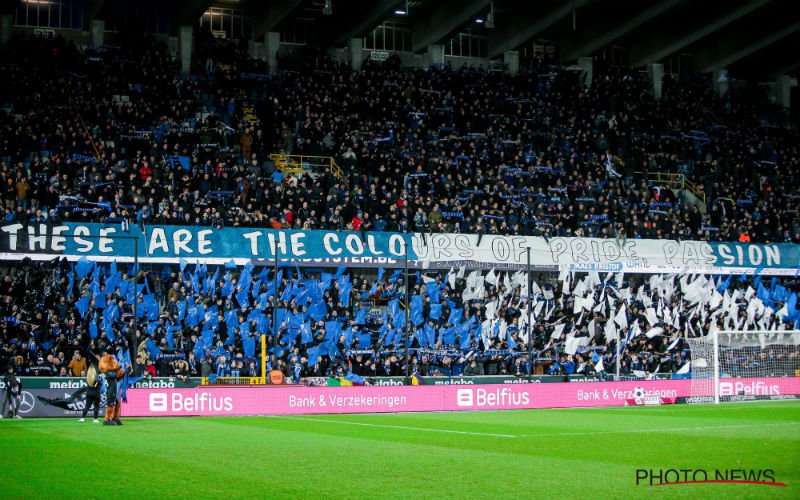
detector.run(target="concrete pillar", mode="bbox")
[265,32,280,72]
[577,56,593,88]
[0,14,12,52]
[504,50,519,76]
[249,41,265,62]
[90,19,105,48]
[349,37,363,71]
[178,25,193,76]
[713,68,729,97]
[426,44,445,68]
[776,74,792,108]
[648,63,664,101]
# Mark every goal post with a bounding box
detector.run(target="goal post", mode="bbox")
[687,330,800,404]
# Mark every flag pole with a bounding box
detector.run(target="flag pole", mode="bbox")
[132,237,139,367]
[273,252,279,369]
[615,329,620,381]
[404,243,410,381]
[261,333,267,382]
[527,246,533,383]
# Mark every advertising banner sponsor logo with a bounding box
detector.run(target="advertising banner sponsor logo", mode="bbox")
[5,388,108,418]
[121,380,697,417]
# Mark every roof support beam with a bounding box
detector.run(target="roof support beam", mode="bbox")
[252,0,304,41]
[487,0,591,59]
[630,0,772,67]
[560,0,684,63]
[81,0,108,30]
[411,0,489,53]
[177,0,215,26]
[332,0,399,46]
[695,21,800,73]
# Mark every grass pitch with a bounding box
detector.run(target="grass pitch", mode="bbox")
[0,402,798,499]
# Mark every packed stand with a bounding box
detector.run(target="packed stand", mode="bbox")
[0,34,798,243]
[1,258,797,382]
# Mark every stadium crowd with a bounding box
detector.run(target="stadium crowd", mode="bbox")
[1,256,797,382]
[0,32,798,382]
[0,33,798,244]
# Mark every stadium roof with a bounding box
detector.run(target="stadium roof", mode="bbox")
[5,0,797,79]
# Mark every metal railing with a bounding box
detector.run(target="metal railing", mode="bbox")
[201,376,267,385]
[270,153,344,180]
[635,171,705,206]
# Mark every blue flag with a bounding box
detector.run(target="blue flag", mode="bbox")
[89,317,98,339]
[339,281,352,307]
[243,334,256,357]
[145,338,161,360]
[357,332,372,348]
[76,296,90,316]
[429,303,442,321]
[344,371,365,385]
[309,300,328,322]
[324,321,341,341]
[300,322,313,344]
[355,307,368,325]
[75,257,94,279]
[410,295,424,326]
[201,329,214,349]
[306,345,321,366]
[193,341,206,360]
[507,330,518,350]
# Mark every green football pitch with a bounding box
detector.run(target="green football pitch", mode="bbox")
[1,402,798,500]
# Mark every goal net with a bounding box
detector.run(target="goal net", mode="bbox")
[687,330,800,403]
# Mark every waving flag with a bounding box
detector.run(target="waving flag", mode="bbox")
[429,303,442,321]
[243,335,256,357]
[339,281,352,307]
[75,257,94,279]
[410,295,424,326]
[309,300,328,322]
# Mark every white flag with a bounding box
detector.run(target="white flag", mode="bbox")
[550,323,566,340]
[645,326,663,338]
[447,267,456,289]
[614,306,628,329]
[595,356,605,373]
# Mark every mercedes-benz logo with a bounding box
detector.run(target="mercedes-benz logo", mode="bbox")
[17,391,36,414]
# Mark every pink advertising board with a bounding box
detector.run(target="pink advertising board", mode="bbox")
[121,378,799,417]
[121,379,694,417]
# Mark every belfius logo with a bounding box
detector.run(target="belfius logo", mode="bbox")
[455,388,530,407]
[635,468,785,487]
[148,392,233,412]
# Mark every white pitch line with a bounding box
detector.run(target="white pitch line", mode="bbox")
[269,417,798,440]
[514,421,799,438]
[270,415,518,438]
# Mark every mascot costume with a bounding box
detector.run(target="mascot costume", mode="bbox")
[99,354,125,425]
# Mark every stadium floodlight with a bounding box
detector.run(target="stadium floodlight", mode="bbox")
[687,330,800,404]
[485,2,495,28]
[323,0,333,16]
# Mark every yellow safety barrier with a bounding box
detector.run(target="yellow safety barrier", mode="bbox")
[635,171,706,206]
[270,153,344,180]
[201,377,267,385]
